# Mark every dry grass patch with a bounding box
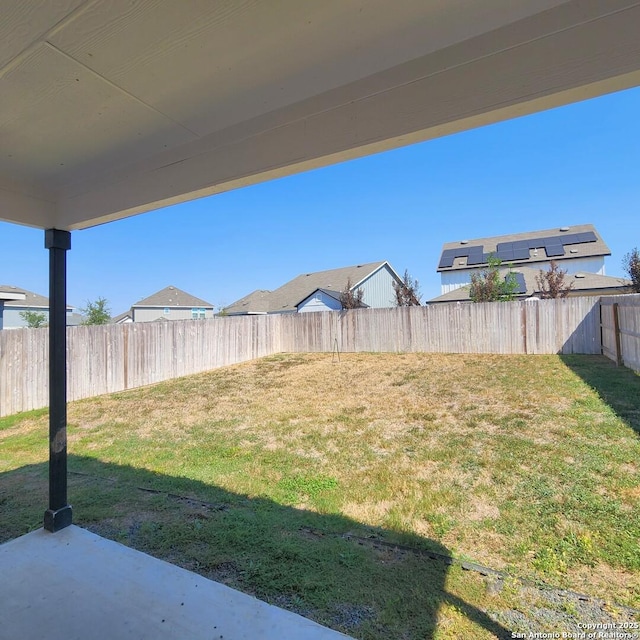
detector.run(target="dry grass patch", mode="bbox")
[2,352,639,638]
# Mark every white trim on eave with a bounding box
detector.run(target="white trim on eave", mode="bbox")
[351,261,402,289]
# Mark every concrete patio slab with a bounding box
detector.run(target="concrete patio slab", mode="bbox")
[0,526,352,640]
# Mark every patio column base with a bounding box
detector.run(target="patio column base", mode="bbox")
[44,505,73,532]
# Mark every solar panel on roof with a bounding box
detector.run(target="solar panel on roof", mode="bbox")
[510,273,527,294]
[512,247,531,260]
[576,231,597,243]
[496,249,514,261]
[545,244,565,257]
[439,229,598,269]
[438,249,458,268]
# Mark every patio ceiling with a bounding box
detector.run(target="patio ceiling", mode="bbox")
[2,0,640,231]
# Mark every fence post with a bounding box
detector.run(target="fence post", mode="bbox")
[521,305,527,354]
[613,303,623,366]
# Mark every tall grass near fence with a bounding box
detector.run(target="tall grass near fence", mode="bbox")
[0,295,618,417]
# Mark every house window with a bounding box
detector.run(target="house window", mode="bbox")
[164,307,170,315]
[192,307,206,319]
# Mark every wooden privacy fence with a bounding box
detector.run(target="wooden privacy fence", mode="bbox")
[600,293,640,372]
[0,314,282,417]
[0,296,604,417]
[280,297,602,355]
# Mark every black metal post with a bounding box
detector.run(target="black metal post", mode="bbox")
[43,229,72,532]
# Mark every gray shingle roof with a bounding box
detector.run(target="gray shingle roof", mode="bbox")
[0,287,26,302]
[0,284,49,307]
[437,224,610,272]
[223,290,272,315]
[429,267,632,303]
[302,288,344,304]
[225,261,391,314]
[132,286,214,308]
[110,311,133,323]
[0,284,74,310]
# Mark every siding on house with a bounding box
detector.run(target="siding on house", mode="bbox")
[1,307,50,329]
[357,264,400,307]
[1,307,77,329]
[132,307,215,322]
[0,285,75,329]
[430,266,631,303]
[297,290,343,313]
[440,256,606,293]
[115,286,216,323]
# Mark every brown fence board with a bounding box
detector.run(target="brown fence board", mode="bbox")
[600,293,640,372]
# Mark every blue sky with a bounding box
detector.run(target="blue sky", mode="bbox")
[1,86,639,315]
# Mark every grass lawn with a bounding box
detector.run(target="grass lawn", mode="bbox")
[1,353,639,639]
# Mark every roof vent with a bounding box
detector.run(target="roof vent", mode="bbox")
[570,249,578,254]
[559,226,570,232]
[460,240,469,245]
[575,273,586,278]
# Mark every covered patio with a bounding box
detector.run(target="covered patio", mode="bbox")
[2,1,640,637]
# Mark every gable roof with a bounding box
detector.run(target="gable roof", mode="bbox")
[428,267,632,303]
[0,287,26,302]
[437,224,610,273]
[132,286,214,309]
[223,290,272,315]
[225,261,394,314]
[0,284,74,310]
[297,288,344,305]
[111,311,133,324]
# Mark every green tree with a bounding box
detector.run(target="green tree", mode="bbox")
[339,278,366,309]
[81,297,111,325]
[393,269,422,306]
[19,310,47,328]
[535,260,573,299]
[622,247,640,293]
[469,254,519,302]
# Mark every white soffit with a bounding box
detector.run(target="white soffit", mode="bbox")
[1,0,640,230]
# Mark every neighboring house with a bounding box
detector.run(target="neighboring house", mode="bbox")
[113,286,215,323]
[0,284,74,329]
[436,224,610,296]
[296,288,355,313]
[429,266,633,304]
[224,261,402,315]
[111,311,133,324]
[67,312,85,327]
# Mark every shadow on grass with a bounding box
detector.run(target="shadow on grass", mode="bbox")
[560,355,640,435]
[0,455,512,640]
